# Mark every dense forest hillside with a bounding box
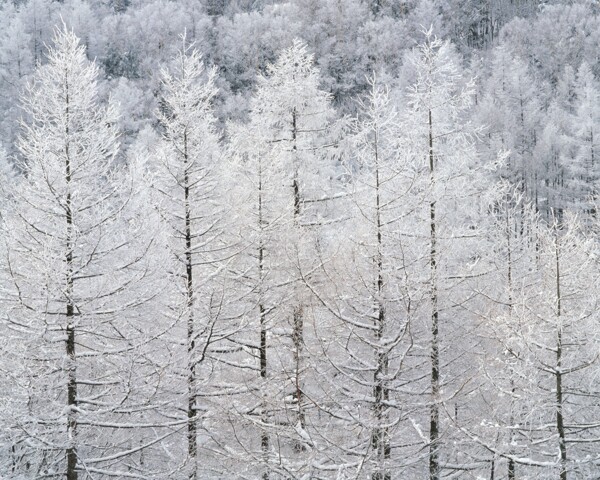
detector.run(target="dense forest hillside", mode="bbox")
[1,0,600,479]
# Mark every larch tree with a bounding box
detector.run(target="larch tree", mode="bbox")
[572,62,600,215]
[228,118,281,478]
[531,64,598,222]
[0,13,34,155]
[306,76,421,479]
[402,29,491,479]
[471,199,600,480]
[533,214,600,479]
[152,37,232,480]
[477,45,543,213]
[349,76,399,480]
[533,100,572,222]
[228,39,339,478]
[494,213,600,479]
[0,146,19,476]
[469,185,541,479]
[1,26,165,479]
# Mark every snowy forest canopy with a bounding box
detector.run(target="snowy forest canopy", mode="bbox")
[1,0,600,479]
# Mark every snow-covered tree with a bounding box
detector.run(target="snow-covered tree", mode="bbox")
[307,75,420,479]
[150,37,241,479]
[571,62,600,215]
[402,30,492,479]
[0,2,599,477]
[471,186,541,479]
[478,45,542,207]
[1,26,164,479]
[227,39,339,478]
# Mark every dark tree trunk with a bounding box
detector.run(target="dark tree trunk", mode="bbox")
[428,107,441,480]
[184,130,198,480]
[554,229,567,480]
[506,207,516,480]
[372,123,390,480]
[290,108,306,438]
[258,160,269,479]
[64,80,78,480]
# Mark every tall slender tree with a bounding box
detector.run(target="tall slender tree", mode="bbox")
[153,36,227,480]
[327,76,415,479]
[403,29,487,479]
[228,39,338,478]
[572,62,600,215]
[2,26,166,479]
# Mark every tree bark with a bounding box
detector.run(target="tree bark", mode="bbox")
[372,122,390,480]
[258,158,269,479]
[554,228,567,480]
[290,108,306,438]
[184,129,198,480]
[506,208,516,480]
[428,107,441,480]
[64,77,78,480]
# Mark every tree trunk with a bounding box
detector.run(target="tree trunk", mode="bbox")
[64,80,78,480]
[506,208,516,480]
[428,107,441,480]
[290,108,306,439]
[184,130,198,480]
[372,126,390,480]
[258,160,269,479]
[554,228,567,480]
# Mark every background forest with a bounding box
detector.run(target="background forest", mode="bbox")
[1,0,600,479]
